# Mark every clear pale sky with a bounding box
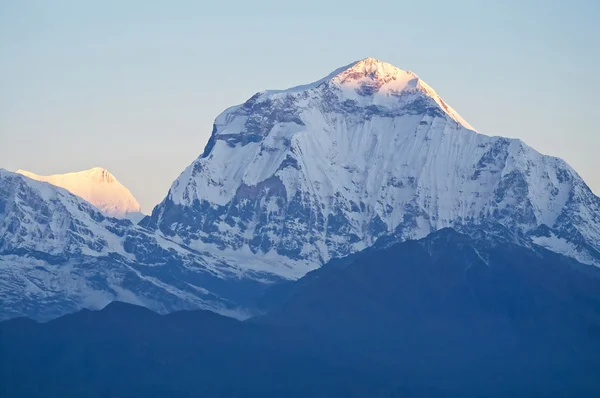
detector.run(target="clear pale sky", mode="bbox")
[1,0,598,213]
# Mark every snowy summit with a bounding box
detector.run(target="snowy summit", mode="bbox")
[16,167,143,221]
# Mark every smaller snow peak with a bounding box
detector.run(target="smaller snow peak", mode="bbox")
[15,167,142,218]
[18,167,117,184]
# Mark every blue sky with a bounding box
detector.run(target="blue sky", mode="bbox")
[1,0,599,212]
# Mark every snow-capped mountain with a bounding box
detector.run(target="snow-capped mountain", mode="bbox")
[0,169,272,321]
[2,57,600,321]
[16,167,144,221]
[144,57,600,275]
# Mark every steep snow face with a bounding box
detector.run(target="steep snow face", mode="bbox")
[16,167,143,220]
[0,170,275,321]
[146,58,600,275]
[0,169,130,257]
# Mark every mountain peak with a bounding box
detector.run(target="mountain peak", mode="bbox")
[16,167,143,219]
[328,58,473,129]
[328,57,420,99]
[257,58,472,130]
[333,57,412,83]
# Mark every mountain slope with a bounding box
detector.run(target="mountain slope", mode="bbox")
[3,229,600,397]
[0,302,383,398]
[143,57,600,277]
[0,169,273,321]
[257,227,600,396]
[16,167,144,221]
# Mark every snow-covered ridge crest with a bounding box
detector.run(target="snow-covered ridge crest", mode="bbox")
[16,167,143,220]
